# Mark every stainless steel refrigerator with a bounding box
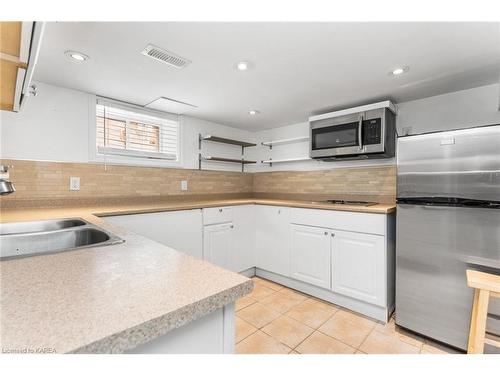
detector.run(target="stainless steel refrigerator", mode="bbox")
[396,124,500,352]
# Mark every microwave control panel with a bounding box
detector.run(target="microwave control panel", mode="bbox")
[362,118,382,145]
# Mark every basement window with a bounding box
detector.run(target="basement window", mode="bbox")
[94,98,180,163]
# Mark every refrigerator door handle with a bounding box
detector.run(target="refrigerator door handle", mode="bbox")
[358,114,363,150]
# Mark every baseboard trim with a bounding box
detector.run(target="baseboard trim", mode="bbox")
[255,268,392,323]
[239,267,256,278]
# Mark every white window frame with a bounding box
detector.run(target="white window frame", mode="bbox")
[88,95,183,168]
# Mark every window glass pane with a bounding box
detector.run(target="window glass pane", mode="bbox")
[128,121,160,152]
[97,116,126,149]
[95,102,179,161]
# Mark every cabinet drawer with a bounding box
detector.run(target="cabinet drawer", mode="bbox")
[203,206,233,225]
[290,208,386,235]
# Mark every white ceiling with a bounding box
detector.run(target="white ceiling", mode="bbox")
[34,22,500,131]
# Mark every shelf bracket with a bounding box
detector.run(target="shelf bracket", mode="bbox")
[198,133,202,170]
[241,146,244,172]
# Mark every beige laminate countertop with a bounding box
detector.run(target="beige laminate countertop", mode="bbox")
[1,198,395,223]
[0,210,253,354]
[0,198,394,354]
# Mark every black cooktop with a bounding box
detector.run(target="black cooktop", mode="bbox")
[321,199,378,206]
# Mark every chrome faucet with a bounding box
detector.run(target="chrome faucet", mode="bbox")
[0,165,15,195]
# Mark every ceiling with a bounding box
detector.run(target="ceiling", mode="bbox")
[34,22,500,131]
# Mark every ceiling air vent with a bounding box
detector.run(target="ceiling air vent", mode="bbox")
[141,44,191,69]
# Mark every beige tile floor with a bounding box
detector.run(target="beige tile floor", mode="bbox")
[236,277,463,354]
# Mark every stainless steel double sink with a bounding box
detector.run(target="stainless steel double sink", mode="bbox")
[0,218,124,260]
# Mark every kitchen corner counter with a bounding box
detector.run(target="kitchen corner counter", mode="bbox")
[0,213,252,354]
[0,196,394,353]
[0,198,395,223]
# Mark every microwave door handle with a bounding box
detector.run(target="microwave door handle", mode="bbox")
[358,114,363,149]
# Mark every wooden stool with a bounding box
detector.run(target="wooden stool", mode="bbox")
[466,269,500,354]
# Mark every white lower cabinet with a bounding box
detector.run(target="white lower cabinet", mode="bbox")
[255,205,291,277]
[331,230,385,306]
[231,205,256,272]
[290,225,331,289]
[106,204,393,322]
[103,210,203,258]
[289,225,386,300]
[202,205,255,273]
[203,223,234,270]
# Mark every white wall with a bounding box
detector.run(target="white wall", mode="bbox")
[0,82,256,172]
[2,82,498,173]
[0,82,90,163]
[250,84,500,172]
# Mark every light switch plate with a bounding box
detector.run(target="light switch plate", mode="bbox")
[181,180,188,191]
[69,177,80,191]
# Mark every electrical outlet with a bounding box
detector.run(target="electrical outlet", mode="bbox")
[69,177,80,191]
[181,180,188,191]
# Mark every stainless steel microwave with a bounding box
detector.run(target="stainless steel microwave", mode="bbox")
[309,106,396,160]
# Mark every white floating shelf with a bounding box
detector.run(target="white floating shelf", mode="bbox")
[261,157,311,164]
[261,136,309,147]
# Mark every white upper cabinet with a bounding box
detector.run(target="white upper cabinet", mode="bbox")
[103,210,203,258]
[290,224,331,289]
[331,230,385,306]
[203,222,234,270]
[255,205,291,277]
[0,22,44,112]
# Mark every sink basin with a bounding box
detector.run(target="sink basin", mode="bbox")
[0,218,86,235]
[0,219,124,260]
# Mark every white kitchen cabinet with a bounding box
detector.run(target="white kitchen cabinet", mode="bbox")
[203,222,234,269]
[331,230,385,306]
[255,205,291,277]
[202,206,233,225]
[103,210,203,258]
[231,205,255,273]
[290,224,331,289]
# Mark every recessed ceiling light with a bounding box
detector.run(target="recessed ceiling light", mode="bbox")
[236,61,253,71]
[65,50,90,62]
[390,66,409,76]
[248,110,260,115]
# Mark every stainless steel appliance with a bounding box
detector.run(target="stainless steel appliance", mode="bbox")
[309,101,396,160]
[396,124,500,352]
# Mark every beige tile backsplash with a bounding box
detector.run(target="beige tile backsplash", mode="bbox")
[0,159,396,206]
[253,166,396,199]
[0,159,253,203]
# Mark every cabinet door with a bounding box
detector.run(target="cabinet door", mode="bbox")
[255,205,290,276]
[231,205,255,272]
[331,230,385,306]
[104,210,203,258]
[290,225,331,289]
[203,223,234,270]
